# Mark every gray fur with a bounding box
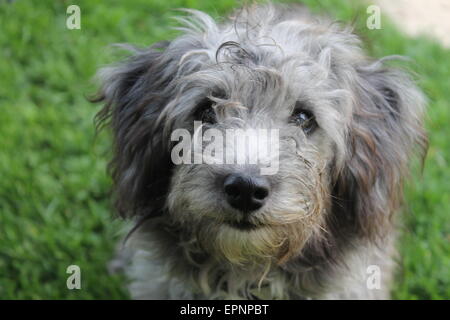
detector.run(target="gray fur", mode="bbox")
[94,3,427,299]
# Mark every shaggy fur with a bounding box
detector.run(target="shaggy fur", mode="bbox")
[94,3,427,299]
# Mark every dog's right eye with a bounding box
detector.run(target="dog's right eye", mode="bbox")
[194,98,216,124]
[290,102,318,134]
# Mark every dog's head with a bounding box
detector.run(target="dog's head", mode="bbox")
[94,5,427,267]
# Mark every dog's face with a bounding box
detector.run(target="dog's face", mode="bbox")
[164,36,344,265]
[166,62,333,264]
[96,6,427,267]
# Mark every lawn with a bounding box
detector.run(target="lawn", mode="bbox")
[0,0,448,299]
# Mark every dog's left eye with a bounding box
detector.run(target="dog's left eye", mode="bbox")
[194,98,216,124]
[290,105,318,134]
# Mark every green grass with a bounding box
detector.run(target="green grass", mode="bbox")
[0,0,448,299]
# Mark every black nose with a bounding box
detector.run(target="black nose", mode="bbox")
[223,174,270,213]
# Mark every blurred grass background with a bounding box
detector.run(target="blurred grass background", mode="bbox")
[0,0,448,299]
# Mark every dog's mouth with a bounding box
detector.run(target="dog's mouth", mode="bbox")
[224,219,262,230]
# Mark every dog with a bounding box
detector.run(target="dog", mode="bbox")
[93,3,427,299]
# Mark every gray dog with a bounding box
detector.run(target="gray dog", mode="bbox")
[94,3,427,299]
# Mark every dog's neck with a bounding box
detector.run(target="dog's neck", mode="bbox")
[131,218,335,299]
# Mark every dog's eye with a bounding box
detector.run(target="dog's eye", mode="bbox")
[194,98,216,124]
[291,105,317,134]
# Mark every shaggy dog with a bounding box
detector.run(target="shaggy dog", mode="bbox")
[94,3,427,299]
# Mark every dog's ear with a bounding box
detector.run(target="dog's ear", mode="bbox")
[93,41,176,218]
[332,61,428,240]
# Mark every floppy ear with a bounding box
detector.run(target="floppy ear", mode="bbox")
[93,41,176,218]
[332,60,428,240]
